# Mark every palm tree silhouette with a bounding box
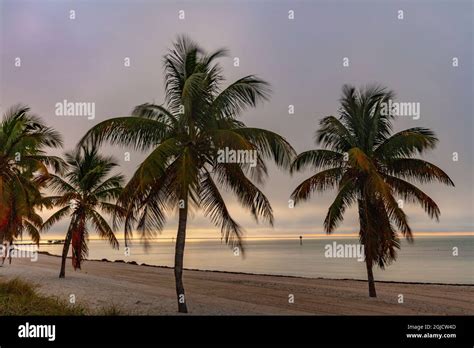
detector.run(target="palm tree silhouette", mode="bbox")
[290,85,454,297]
[79,36,295,312]
[43,146,125,278]
[0,105,64,249]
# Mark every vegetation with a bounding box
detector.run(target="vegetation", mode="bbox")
[0,278,86,315]
[0,105,64,248]
[42,147,125,278]
[0,278,124,315]
[79,36,296,312]
[290,85,454,297]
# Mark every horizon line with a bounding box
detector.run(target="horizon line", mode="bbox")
[17,231,474,243]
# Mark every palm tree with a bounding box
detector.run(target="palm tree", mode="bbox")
[42,146,125,278]
[0,105,64,249]
[290,85,454,297]
[79,36,296,312]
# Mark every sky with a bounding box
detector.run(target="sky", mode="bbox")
[1,0,473,240]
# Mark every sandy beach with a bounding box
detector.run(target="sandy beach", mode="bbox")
[1,253,472,315]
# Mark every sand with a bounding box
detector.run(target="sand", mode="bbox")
[0,253,472,315]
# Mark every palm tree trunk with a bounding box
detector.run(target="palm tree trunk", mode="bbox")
[8,240,12,264]
[365,259,377,297]
[1,239,6,266]
[174,198,188,313]
[59,230,72,278]
[358,197,377,298]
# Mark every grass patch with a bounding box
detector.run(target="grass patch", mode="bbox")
[0,278,124,315]
[0,278,86,315]
[97,304,123,315]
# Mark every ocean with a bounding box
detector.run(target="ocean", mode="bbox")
[36,236,473,284]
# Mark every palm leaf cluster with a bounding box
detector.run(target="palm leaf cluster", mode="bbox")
[0,105,64,244]
[43,147,125,270]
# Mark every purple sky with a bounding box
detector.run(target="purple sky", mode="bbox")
[1,0,473,239]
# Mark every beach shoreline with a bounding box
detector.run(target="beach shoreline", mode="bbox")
[1,253,472,315]
[30,251,473,287]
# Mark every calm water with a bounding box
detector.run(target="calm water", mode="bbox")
[37,236,473,284]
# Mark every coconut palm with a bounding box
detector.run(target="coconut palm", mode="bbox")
[0,189,48,266]
[290,85,454,297]
[0,105,64,249]
[42,146,125,278]
[79,36,296,312]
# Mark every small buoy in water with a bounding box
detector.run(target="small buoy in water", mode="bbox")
[299,236,303,245]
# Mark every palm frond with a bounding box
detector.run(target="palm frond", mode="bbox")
[42,206,72,231]
[200,171,244,252]
[324,180,357,233]
[78,117,171,151]
[290,149,344,173]
[385,158,455,186]
[384,175,440,220]
[212,75,271,118]
[214,163,274,225]
[291,167,345,203]
[375,128,438,159]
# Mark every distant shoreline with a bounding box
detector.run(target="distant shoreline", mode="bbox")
[14,233,474,245]
[37,251,474,287]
